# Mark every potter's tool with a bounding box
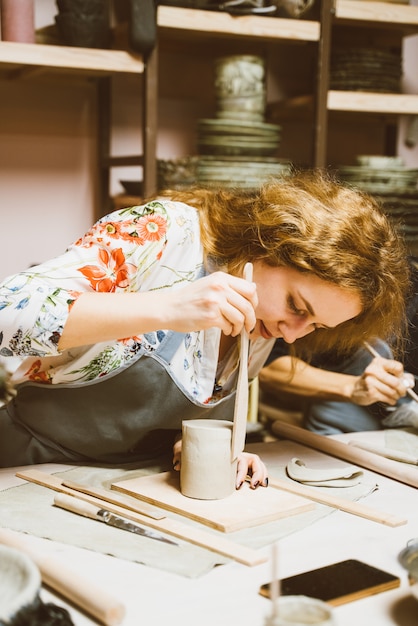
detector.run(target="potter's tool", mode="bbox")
[363,341,418,403]
[54,493,179,545]
[61,478,165,520]
[270,419,418,489]
[266,542,280,625]
[231,261,253,462]
[268,472,405,527]
[0,527,125,626]
[14,468,164,520]
[16,468,267,566]
[349,440,418,465]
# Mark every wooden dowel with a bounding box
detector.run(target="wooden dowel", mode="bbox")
[231,262,253,462]
[271,421,418,489]
[268,475,406,527]
[0,528,125,626]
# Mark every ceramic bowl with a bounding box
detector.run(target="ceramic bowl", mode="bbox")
[356,155,404,168]
[0,545,41,623]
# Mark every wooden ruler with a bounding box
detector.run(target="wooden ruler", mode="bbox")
[231,262,253,462]
[268,476,406,527]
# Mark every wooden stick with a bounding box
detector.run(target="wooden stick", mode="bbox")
[62,479,165,520]
[0,527,125,626]
[16,469,267,567]
[271,421,418,489]
[268,475,406,527]
[231,262,253,462]
[15,469,164,519]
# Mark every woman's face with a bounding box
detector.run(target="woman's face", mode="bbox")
[250,262,362,344]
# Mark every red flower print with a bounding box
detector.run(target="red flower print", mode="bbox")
[24,359,51,383]
[78,248,137,292]
[99,221,145,243]
[136,214,167,242]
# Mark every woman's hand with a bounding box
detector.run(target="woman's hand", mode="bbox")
[172,440,269,490]
[59,271,257,351]
[350,356,415,406]
[236,452,269,489]
[165,271,258,337]
[172,437,182,471]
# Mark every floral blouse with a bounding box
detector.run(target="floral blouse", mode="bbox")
[0,200,272,404]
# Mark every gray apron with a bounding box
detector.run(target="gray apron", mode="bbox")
[0,331,236,467]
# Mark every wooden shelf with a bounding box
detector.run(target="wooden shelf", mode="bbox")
[268,89,418,122]
[0,41,143,77]
[334,0,418,31]
[327,90,418,114]
[0,5,321,78]
[157,6,320,42]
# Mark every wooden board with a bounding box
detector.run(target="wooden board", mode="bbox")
[112,471,315,533]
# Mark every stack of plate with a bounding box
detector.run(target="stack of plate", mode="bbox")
[337,156,418,255]
[337,157,418,196]
[197,155,291,189]
[157,156,199,190]
[379,195,418,255]
[197,118,281,158]
[330,47,402,93]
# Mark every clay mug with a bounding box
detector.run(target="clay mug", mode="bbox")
[180,419,237,500]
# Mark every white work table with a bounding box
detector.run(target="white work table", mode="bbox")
[0,432,417,626]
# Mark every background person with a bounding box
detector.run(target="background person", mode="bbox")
[260,258,418,434]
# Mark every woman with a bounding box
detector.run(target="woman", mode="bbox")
[0,171,410,484]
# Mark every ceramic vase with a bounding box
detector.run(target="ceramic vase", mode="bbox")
[0,0,35,43]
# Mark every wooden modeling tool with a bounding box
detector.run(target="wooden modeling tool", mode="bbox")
[231,261,253,462]
[364,341,418,403]
[269,542,280,624]
[268,474,406,527]
[15,469,164,519]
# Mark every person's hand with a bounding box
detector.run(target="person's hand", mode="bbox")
[236,452,269,490]
[163,271,258,337]
[349,356,415,406]
[172,441,269,490]
[172,437,182,471]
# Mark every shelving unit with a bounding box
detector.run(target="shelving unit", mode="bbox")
[1,1,417,212]
[334,0,418,28]
[0,40,144,74]
[156,5,320,41]
[0,38,148,219]
[0,7,321,214]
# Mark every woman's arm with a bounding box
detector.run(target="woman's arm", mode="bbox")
[58,272,258,351]
[259,354,413,407]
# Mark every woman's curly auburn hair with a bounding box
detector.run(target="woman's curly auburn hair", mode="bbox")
[162,169,411,359]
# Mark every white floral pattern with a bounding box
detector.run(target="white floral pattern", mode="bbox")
[0,199,273,403]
